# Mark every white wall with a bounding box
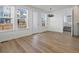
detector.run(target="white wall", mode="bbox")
[32,10,39,33]
[0,5,48,42]
[48,7,73,33]
[32,8,48,33]
[48,9,64,32]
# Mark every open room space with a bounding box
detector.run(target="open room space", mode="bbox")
[0,31,79,53]
[0,5,79,53]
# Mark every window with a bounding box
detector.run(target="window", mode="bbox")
[0,6,29,32]
[0,6,13,32]
[16,8,28,29]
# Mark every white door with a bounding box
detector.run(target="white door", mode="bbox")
[32,11,39,34]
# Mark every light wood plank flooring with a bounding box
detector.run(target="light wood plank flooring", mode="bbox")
[0,32,79,53]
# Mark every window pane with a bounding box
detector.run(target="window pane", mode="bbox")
[0,6,13,32]
[16,8,28,29]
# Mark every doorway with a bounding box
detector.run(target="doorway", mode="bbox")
[63,15,72,32]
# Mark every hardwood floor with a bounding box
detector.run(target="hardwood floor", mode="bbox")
[0,31,79,53]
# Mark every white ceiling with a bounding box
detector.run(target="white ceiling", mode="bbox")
[32,5,74,12]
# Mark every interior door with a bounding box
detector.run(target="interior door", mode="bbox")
[32,11,39,34]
